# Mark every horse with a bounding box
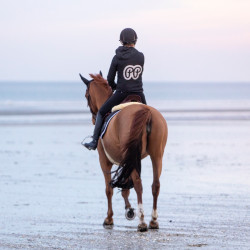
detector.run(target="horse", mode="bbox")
[80,72,168,232]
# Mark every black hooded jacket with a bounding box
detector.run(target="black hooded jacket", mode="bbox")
[107,46,144,93]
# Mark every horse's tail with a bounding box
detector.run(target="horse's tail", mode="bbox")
[110,106,152,189]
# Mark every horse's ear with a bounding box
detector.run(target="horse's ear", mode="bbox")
[99,70,103,77]
[79,73,90,86]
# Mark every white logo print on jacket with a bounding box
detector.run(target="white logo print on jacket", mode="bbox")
[123,65,142,80]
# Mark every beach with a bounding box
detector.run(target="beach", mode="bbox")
[0,118,250,249]
[1,81,250,248]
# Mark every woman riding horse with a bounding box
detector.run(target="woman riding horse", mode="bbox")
[80,73,167,231]
[82,28,147,150]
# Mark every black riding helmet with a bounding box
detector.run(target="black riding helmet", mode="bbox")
[119,28,137,45]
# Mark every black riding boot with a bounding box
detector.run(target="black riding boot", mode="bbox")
[82,112,103,150]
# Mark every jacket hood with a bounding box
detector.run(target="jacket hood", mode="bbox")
[115,46,137,60]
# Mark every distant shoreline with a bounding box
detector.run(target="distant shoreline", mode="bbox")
[1,108,250,116]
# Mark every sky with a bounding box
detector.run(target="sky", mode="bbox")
[0,0,250,82]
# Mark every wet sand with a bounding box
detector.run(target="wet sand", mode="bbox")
[0,121,250,249]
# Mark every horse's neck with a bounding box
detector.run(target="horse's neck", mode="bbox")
[95,90,111,110]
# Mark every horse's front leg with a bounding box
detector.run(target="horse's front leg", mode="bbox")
[98,142,114,227]
[131,169,148,232]
[122,189,136,220]
[103,176,114,227]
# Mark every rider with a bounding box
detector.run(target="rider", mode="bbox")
[83,28,147,150]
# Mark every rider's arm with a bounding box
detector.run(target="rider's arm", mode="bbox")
[107,55,118,91]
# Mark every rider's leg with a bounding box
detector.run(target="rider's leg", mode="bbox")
[82,91,127,150]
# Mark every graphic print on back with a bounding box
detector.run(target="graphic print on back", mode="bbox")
[123,65,142,80]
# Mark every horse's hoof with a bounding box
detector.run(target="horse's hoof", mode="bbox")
[137,222,148,232]
[103,218,114,229]
[125,208,136,220]
[149,220,159,229]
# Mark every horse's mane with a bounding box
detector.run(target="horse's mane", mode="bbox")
[89,73,111,92]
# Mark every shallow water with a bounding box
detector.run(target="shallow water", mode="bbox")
[0,121,250,249]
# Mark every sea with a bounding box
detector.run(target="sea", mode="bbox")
[0,81,250,125]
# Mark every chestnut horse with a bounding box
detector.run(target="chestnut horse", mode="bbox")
[80,72,168,232]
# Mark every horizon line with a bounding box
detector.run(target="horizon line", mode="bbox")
[1,80,250,84]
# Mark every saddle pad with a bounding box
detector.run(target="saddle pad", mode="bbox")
[100,110,121,138]
[111,102,143,112]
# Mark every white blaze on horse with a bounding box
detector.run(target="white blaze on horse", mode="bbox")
[80,72,168,232]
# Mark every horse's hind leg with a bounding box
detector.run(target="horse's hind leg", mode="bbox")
[122,189,131,209]
[122,189,136,220]
[149,156,163,229]
[131,169,148,232]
